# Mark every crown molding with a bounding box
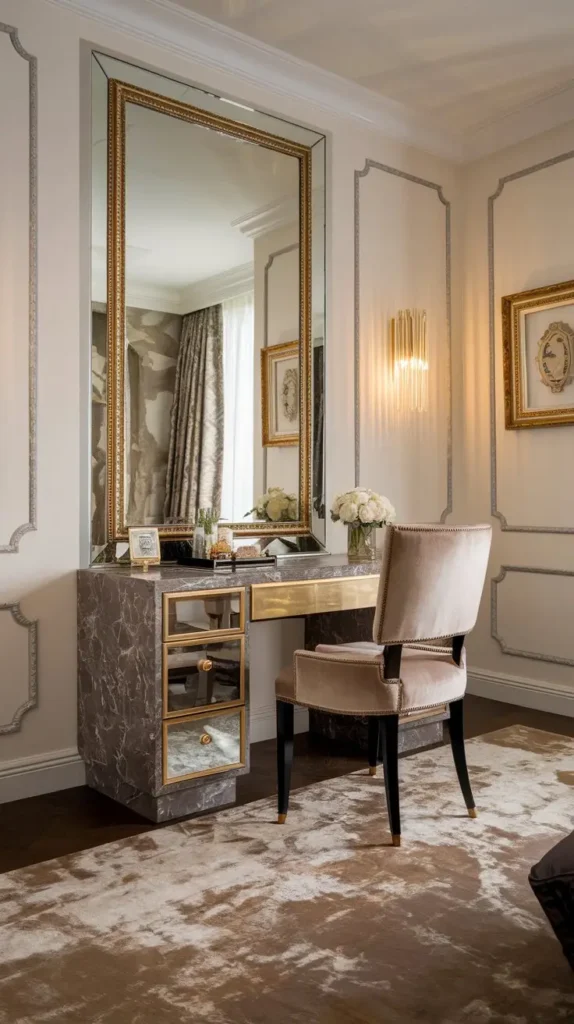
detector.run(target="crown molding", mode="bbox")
[462,80,574,162]
[180,261,254,313]
[232,196,299,239]
[46,0,464,162]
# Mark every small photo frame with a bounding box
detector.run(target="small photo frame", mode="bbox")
[128,526,161,567]
[502,279,574,428]
[261,340,300,447]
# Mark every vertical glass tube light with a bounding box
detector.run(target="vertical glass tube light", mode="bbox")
[390,309,428,413]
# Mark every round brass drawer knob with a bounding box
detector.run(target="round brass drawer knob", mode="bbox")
[200,732,212,745]
[198,658,213,672]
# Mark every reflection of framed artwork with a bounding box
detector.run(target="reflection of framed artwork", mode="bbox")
[128,526,161,566]
[261,340,300,447]
[502,279,574,428]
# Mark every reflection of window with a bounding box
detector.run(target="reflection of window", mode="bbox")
[220,294,254,522]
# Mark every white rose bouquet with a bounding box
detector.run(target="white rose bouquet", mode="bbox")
[331,488,395,527]
[331,488,395,560]
[247,487,298,523]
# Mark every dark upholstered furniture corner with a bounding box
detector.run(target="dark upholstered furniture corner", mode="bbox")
[530,830,574,970]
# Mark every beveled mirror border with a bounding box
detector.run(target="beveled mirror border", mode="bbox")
[107,78,313,541]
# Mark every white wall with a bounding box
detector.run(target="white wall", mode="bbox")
[459,120,574,713]
[0,0,465,799]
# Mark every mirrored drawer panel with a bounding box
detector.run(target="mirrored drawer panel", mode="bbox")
[163,588,245,641]
[163,636,244,717]
[163,707,245,784]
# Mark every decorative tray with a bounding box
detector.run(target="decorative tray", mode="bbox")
[176,554,277,572]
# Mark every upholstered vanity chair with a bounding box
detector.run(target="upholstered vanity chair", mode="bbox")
[275,524,492,845]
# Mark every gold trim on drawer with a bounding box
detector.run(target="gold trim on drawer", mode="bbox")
[162,706,246,785]
[162,587,245,642]
[251,575,380,621]
[162,634,245,718]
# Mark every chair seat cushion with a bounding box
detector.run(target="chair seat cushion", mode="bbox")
[275,642,466,715]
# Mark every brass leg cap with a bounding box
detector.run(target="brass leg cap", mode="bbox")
[392,835,401,848]
[369,766,377,777]
[277,813,287,824]
[468,807,478,819]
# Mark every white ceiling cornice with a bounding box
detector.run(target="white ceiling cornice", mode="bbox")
[47,0,574,164]
[47,0,464,162]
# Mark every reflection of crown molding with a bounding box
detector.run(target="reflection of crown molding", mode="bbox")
[47,0,463,163]
[232,196,299,239]
[181,262,254,313]
[92,262,254,313]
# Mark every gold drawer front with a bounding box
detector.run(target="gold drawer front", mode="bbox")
[163,707,246,785]
[163,588,245,641]
[163,636,244,718]
[251,575,380,621]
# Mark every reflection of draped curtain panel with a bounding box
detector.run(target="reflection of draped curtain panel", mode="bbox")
[164,304,224,523]
[220,294,254,522]
[312,342,324,514]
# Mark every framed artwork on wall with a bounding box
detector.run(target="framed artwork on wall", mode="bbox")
[502,279,574,428]
[261,340,300,447]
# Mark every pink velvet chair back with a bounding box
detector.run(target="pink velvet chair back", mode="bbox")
[372,524,492,646]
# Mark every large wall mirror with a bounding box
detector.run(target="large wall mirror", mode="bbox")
[90,53,326,563]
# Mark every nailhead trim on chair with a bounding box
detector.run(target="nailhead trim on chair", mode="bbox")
[373,526,395,646]
[275,689,401,716]
[374,524,490,646]
[392,524,491,533]
[292,650,385,702]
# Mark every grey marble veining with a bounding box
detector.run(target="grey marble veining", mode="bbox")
[87,554,383,594]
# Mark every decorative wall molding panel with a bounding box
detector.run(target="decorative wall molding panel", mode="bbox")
[354,159,452,522]
[488,150,574,534]
[491,565,574,666]
[0,23,37,553]
[0,603,38,734]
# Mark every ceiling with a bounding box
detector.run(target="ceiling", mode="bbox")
[169,0,574,138]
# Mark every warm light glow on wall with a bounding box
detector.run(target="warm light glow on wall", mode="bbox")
[390,309,428,413]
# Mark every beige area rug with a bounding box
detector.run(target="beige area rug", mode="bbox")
[2,726,574,1024]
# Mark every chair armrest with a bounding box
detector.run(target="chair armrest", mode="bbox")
[292,649,400,715]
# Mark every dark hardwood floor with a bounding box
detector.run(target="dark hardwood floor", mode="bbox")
[1,694,572,875]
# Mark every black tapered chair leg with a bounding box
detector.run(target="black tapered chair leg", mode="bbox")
[276,700,294,824]
[380,715,401,846]
[367,717,380,776]
[449,697,477,818]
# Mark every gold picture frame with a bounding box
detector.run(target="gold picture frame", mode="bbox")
[261,340,300,446]
[106,79,312,540]
[128,526,161,566]
[502,279,574,428]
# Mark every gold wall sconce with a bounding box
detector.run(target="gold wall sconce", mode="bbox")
[389,309,428,413]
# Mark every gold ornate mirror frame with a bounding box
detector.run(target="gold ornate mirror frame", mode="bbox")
[106,79,312,540]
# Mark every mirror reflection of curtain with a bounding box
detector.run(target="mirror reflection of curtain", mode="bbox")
[312,342,325,516]
[164,304,224,523]
[220,294,254,522]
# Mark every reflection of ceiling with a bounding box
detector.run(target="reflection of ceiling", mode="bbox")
[91,92,299,307]
[169,0,574,142]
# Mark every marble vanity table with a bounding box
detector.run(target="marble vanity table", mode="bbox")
[78,556,446,822]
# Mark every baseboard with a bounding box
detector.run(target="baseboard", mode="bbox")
[250,704,309,744]
[467,667,574,718]
[0,748,86,804]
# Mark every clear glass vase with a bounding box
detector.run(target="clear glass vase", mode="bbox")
[347,523,377,562]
